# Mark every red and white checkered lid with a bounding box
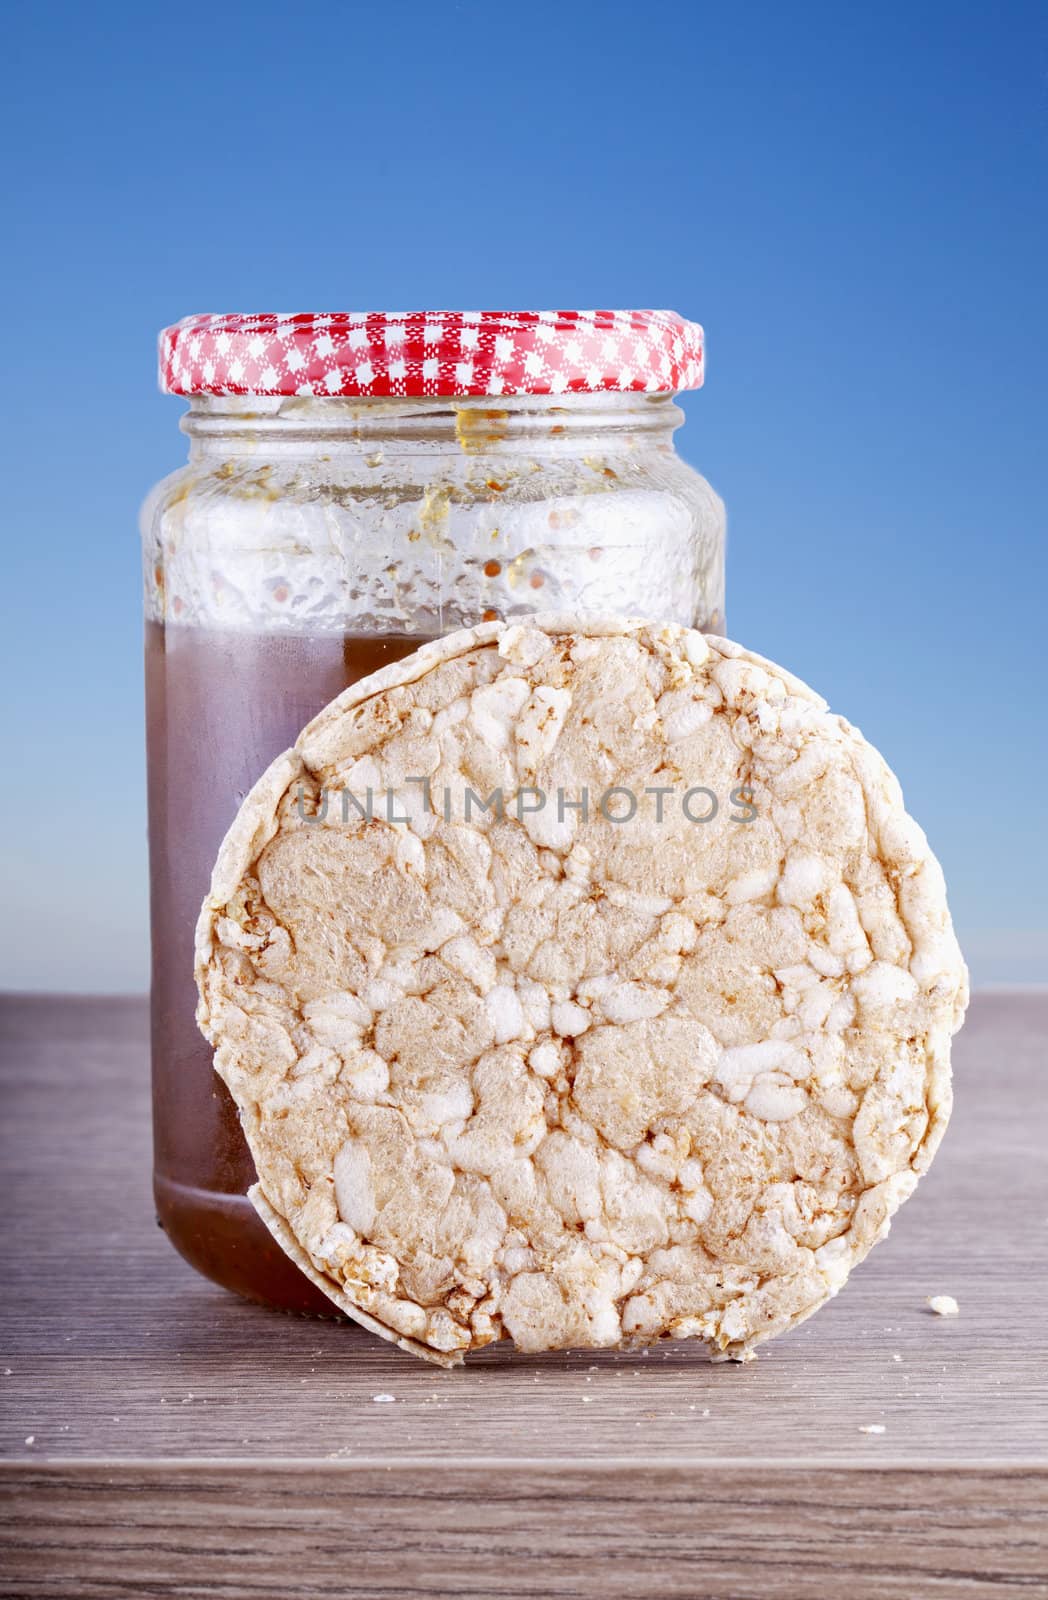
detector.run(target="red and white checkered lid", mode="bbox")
[159,310,704,399]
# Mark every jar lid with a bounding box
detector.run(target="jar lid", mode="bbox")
[158,310,704,399]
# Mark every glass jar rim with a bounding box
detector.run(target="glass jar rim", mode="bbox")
[178,389,687,447]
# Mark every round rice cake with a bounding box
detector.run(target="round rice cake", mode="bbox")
[195,616,968,1366]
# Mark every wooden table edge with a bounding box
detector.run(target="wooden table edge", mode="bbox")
[3,1453,1047,1474]
[4,1455,1046,1598]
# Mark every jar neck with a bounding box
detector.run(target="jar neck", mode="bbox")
[181,391,684,459]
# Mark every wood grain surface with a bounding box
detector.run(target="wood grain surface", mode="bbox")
[1,992,1046,1598]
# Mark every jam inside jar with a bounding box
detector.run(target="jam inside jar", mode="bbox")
[145,311,725,1312]
[146,628,436,1312]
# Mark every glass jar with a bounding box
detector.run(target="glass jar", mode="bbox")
[144,311,726,1312]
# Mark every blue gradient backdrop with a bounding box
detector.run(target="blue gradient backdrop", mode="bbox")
[2,0,1045,990]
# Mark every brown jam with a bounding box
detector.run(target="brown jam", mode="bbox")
[146,622,436,1312]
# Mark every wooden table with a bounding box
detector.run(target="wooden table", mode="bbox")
[1,993,1045,1598]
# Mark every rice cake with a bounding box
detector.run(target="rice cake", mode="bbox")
[195,617,967,1366]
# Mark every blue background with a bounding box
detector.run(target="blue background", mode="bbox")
[3,0,1045,991]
